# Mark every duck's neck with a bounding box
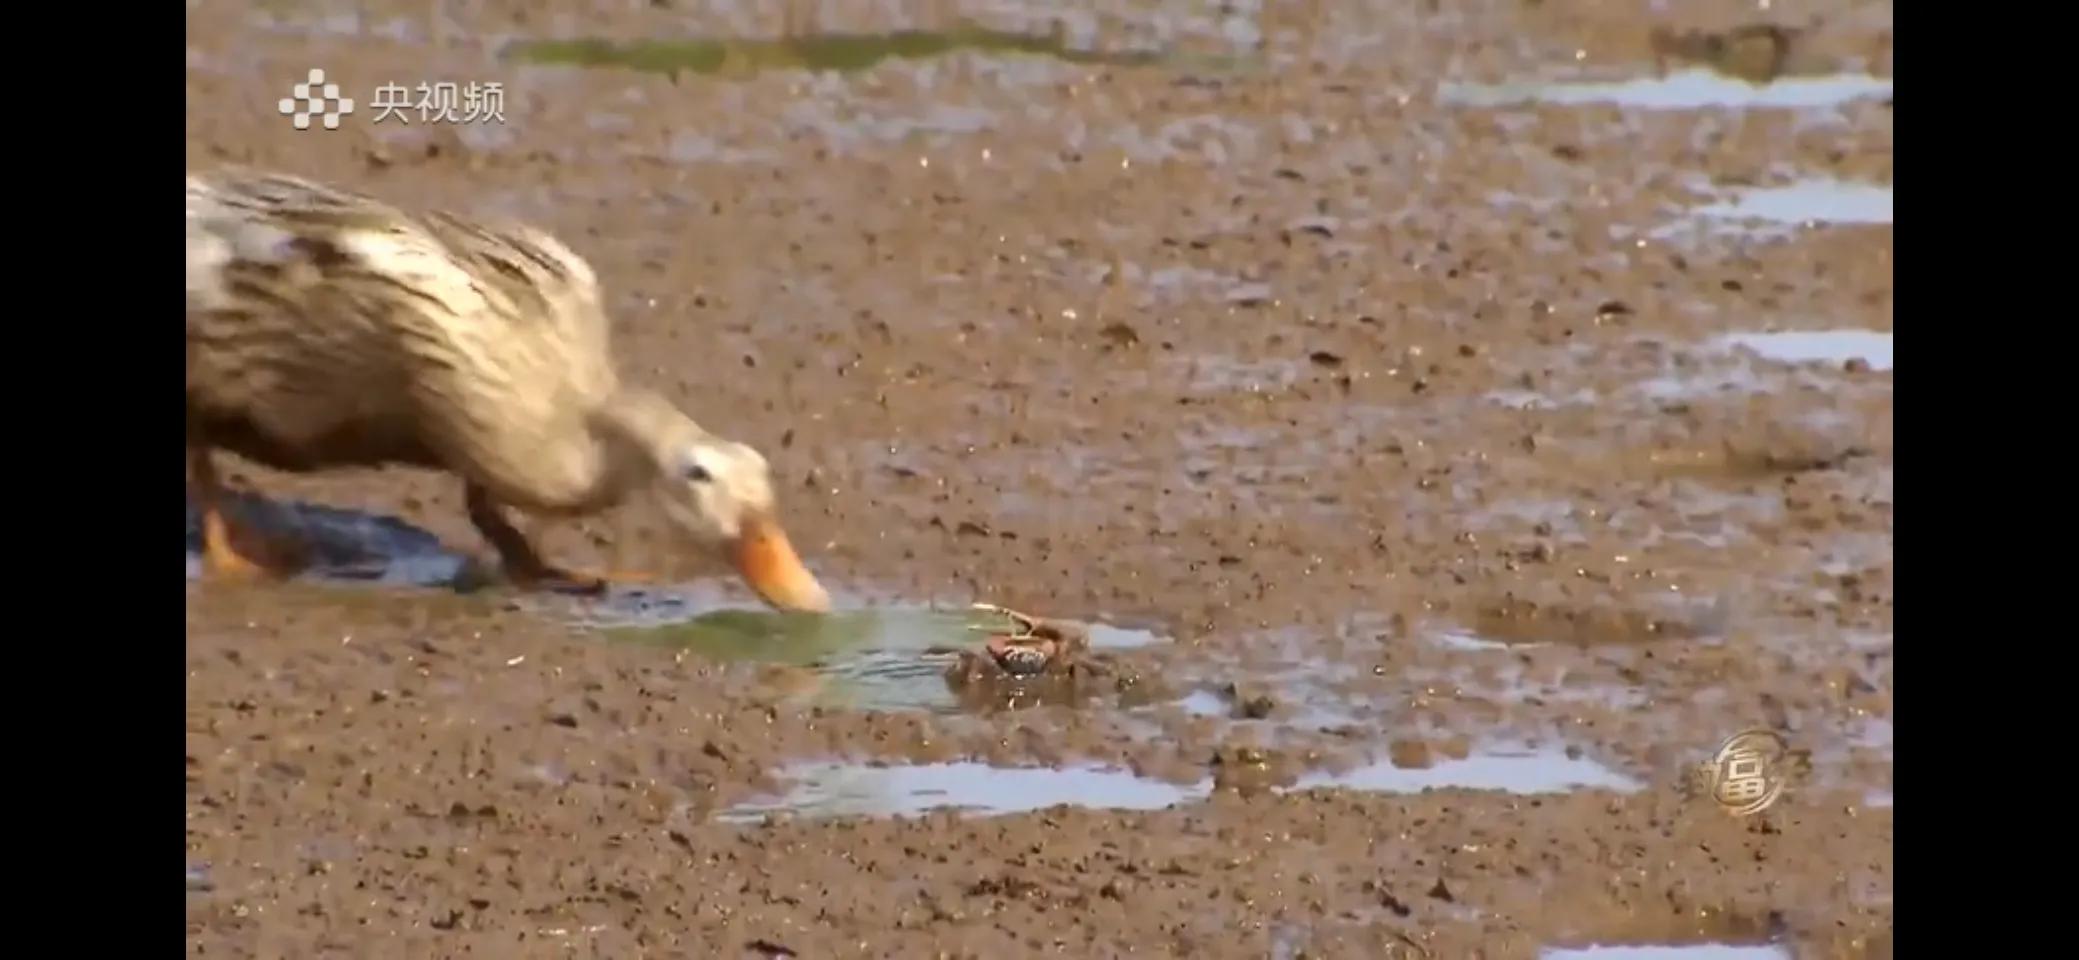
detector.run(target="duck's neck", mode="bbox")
[584,387,701,503]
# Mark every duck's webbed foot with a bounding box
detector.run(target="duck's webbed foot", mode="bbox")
[465,484,655,596]
[199,506,276,580]
[190,447,305,581]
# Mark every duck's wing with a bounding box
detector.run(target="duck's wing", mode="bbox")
[413,208,618,392]
[187,168,417,317]
[188,169,609,348]
[186,168,620,473]
[187,167,618,392]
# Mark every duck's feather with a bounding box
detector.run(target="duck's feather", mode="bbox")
[186,168,623,506]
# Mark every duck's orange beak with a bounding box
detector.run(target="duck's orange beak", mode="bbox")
[731,512,830,613]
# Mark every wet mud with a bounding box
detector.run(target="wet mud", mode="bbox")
[187,0,1892,956]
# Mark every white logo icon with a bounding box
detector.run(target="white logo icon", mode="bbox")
[279,68,356,130]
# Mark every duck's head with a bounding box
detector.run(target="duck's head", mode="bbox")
[601,392,831,613]
[656,437,830,612]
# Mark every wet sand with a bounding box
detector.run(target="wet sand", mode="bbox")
[185,0,1892,956]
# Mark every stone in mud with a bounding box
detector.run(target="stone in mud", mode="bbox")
[1210,744,1296,796]
[1388,738,1434,770]
[1221,681,1279,719]
[1647,23,1799,84]
[1098,322,1142,349]
[1109,665,1172,709]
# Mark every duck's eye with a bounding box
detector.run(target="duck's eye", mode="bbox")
[684,463,712,483]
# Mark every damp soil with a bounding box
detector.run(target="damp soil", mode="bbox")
[186,0,1892,956]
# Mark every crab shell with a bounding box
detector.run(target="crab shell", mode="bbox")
[984,634,1059,677]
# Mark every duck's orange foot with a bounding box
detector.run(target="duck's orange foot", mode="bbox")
[199,506,305,582]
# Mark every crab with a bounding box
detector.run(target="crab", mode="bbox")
[939,604,1170,714]
[965,602,1089,677]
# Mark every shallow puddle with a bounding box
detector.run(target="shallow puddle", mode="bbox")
[1288,744,1643,795]
[1174,354,1309,393]
[1172,635,1380,731]
[1158,676,1364,730]
[1540,946,1791,960]
[1655,177,1893,246]
[1691,179,1893,227]
[1713,330,1893,371]
[1431,629,1543,652]
[1440,68,1892,110]
[1485,386,1598,411]
[1631,335,1892,402]
[720,742,1638,821]
[1175,689,1234,716]
[717,761,1207,822]
[501,26,1217,77]
[603,601,1163,714]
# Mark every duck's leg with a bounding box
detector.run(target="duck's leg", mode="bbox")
[188,446,295,580]
[464,483,655,595]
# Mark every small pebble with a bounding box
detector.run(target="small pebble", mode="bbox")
[1389,739,1434,769]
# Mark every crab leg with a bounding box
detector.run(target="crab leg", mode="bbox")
[968,602,1042,637]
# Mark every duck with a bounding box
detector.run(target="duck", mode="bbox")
[185,167,830,612]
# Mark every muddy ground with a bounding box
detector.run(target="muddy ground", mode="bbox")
[185,0,1892,956]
